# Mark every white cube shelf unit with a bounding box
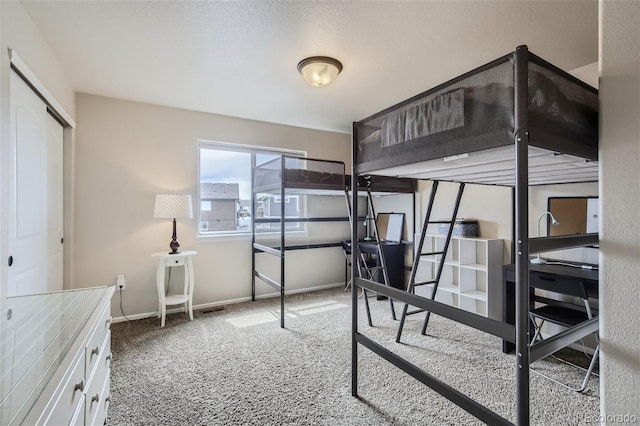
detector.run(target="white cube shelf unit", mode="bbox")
[414,234,504,319]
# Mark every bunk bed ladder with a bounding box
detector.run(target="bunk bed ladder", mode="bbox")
[396,180,465,342]
[344,189,397,323]
[364,188,397,321]
[344,189,373,326]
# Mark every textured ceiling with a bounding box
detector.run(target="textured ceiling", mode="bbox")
[22,0,598,134]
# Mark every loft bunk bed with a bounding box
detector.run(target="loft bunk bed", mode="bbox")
[251,156,417,329]
[350,46,599,425]
[251,156,347,328]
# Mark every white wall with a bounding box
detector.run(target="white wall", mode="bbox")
[73,93,351,319]
[0,1,75,300]
[599,0,640,419]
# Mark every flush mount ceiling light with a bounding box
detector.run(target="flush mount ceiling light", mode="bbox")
[297,56,343,87]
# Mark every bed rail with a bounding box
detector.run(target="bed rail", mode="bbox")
[529,316,599,363]
[529,233,598,254]
[358,277,515,342]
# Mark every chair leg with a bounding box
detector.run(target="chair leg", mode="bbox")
[572,344,599,392]
[531,341,599,393]
[160,304,166,327]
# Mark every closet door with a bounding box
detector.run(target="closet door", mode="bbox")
[46,113,64,291]
[8,71,64,296]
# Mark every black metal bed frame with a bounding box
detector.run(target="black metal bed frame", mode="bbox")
[251,156,418,329]
[251,155,348,329]
[350,46,599,425]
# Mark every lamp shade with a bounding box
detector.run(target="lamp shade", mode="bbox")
[153,194,193,219]
[297,56,342,87]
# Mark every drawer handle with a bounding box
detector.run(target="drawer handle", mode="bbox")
[105,395,111,408]
[106,353,113,366]
[91,393,100,404]
[91,345,100,358]
[73,380,84,392]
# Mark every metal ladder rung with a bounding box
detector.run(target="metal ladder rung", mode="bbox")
[427,220,454,224]
[420,251,443,256]
[406,309,426,316]
[414,280,437,287]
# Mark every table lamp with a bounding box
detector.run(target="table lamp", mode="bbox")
[154,194,193,254]
[531,211,560,264]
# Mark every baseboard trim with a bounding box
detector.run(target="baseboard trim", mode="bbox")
[112,282,345,323]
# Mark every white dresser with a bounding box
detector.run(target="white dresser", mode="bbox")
[0,286,115,425]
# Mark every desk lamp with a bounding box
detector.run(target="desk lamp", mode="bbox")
[154,194,193,254]
[531,211,560,264]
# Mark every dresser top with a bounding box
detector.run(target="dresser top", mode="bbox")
[0,286,114,425]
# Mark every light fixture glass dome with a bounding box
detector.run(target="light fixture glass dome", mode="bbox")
[297,56,343,87]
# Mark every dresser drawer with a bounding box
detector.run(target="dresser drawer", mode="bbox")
[45,349,85,426]
[85,332,111,425]
[165,256,185,267]
[86,375,110,426]
[86,332,111,394]
[69,394,85,426]
[89,376,110,426]
[85,305,112,378]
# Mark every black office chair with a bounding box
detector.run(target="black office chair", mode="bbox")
[529,276,599,392]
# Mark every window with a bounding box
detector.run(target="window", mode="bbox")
[199,140,306,236]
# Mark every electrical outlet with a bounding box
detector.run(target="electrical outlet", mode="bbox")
[116,273,126,291]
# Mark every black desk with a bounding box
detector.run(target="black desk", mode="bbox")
[502,262,598,353]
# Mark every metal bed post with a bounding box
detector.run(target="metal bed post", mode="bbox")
[514,44,530,426]
[351,122,360,397]
[251,154,257,302]
[280,156,286,328]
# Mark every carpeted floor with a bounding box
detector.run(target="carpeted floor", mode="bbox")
[107,287,599,425]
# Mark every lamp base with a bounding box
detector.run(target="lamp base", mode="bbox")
[169,239,180,255]
[169,218,180,254]
[530,256,547,264]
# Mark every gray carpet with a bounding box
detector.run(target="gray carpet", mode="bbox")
[107,288,599,425]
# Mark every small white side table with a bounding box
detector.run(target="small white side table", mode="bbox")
[151,250,197,327]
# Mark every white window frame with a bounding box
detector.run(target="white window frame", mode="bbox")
[198,140,306,238]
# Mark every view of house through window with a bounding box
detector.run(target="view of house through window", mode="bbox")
[199,141,306,235]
